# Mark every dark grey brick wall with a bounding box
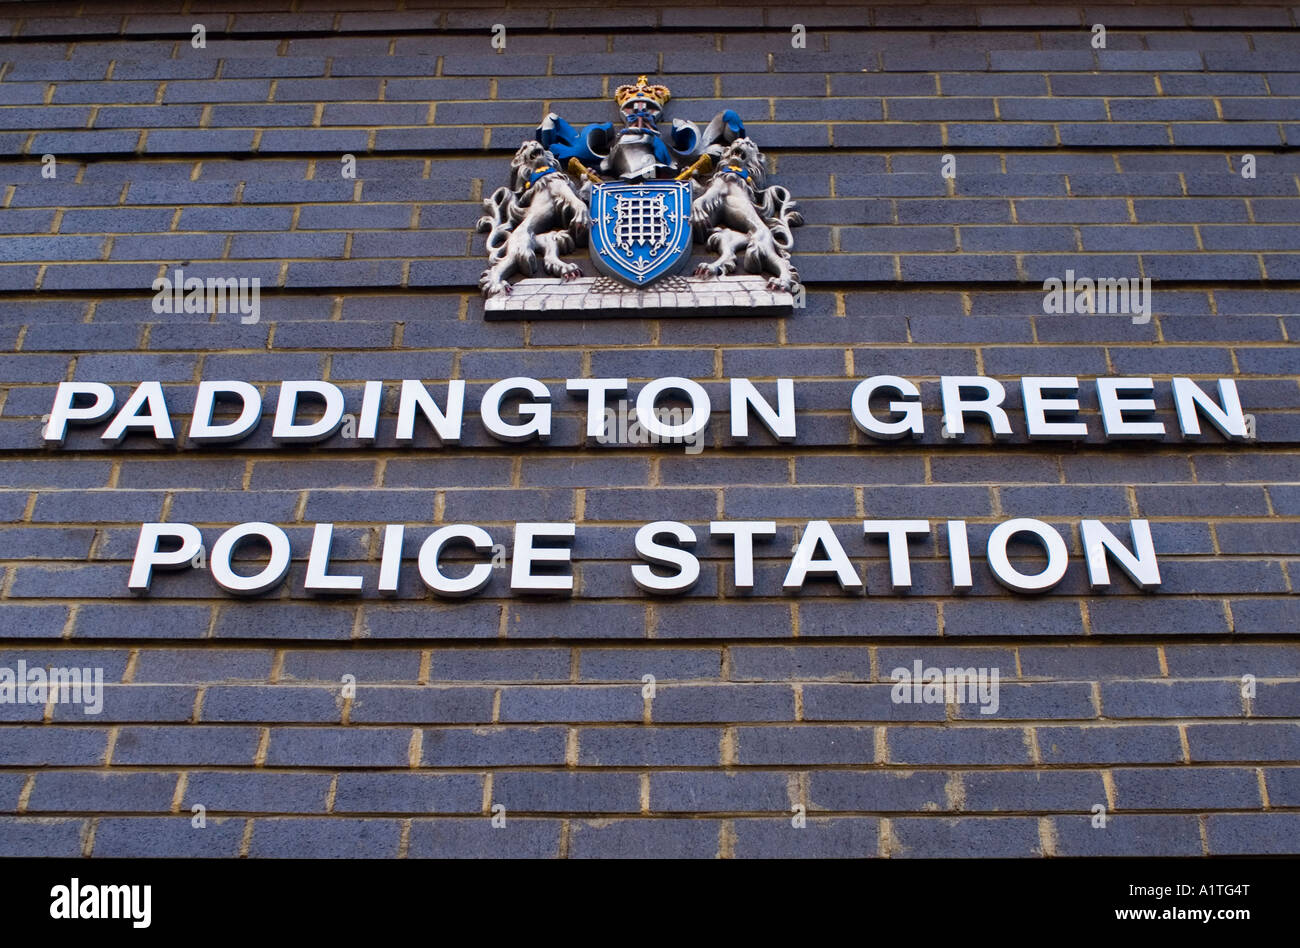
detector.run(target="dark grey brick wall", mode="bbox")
[0,0,1297,858]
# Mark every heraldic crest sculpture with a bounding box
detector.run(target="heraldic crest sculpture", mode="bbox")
[477,77,803,317]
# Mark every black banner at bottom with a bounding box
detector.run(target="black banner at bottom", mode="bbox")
[0,856,1286,934]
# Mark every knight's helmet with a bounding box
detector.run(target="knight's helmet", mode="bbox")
[585,76,681,180]
[582,76,707,180]
[614,75,671,126]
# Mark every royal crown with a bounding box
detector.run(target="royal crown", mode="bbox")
[614,75,671,109]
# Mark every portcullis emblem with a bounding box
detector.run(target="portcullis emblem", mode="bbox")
[478,76,803,317]
[590,180,692,285]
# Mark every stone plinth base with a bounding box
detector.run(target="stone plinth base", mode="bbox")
[483,274,795,319]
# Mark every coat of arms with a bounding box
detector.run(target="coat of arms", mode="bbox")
[477,76,803,317]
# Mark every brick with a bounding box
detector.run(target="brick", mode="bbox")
[0,267,40,291]
[0,353,75,384]
[1187,723,1300,762]
[1088,600,1232,636]
[163,80,270,103]
[809,770,948,811]
[1019,642,1154,681]
[349,687,493,724]
[111,56,220,79]
[900,254,1019,282]
[30,131,141,154]
[265,727,412,767]
[1016,199,1130,223]
[660,457,790,486]
[737,725,876,764]
[726,486,854,519]
[429,648,566,682]
[52,684,196,723]
[569,818,721,858]
[91,816,246,858]
[421,726,567,766]
[799,602,940,638]
[733,817,880,858]
[280,650,420,683]
[200,686,341,723]
[946,601,1085,639]
[587,348,715,379]
[492,772,639,813]
[956,682,1094,720]
[0,727,108,765]
[0,774,26,812]
[118,459,246,489]
[653,684,794,723]
[0,818,87,857]
[0,527,94,560]
[9,567,132,600]
[212,605,357,641]
[296,204,414,231]
[73,352,197,382]
[382,458,512,488]
[0,209,57,234]
[1218,524,1300,556]
[650,772,790,812]
[654,596,795,634]
[1038,725,1184,764]
[249,818,402,858]
[887,727,1030,765]
[521,458,651,489]
[116,181,237,208]
[333,773,483,814]
[27,772,178,813]
[505,603,645,640]
[1265,768,1300,806]
[145,129,258,153]
[841,226,955,253]
[1255,681,1300,718]
[1136,485,1269,518]
[1101,680,1244,718]
[133,649,272,684]
[230,232,345,259]
[1206,813,1300,855]
[588,636,713,675]
[1272,486,1300,515]
[1053,813,1203,856]
[802,683,947,722]
[302,483,436,520]
[579,727,722,766]
[179,205,293,231]
[0,645,127,680]
[1166,644,1300,678]
[408,817,561,857]
[795,455,925,484]
[243,180,356,205]
[443,489,573,522]
[359,604,502,640]
[889,817,1041,857]
[1144,253,1263,282]
[867,486,994,519]
[499,685,642,723]
[961,770,1105,812]
[1113,767,1262,810]
[730,646,872,681]
[112,726,260,765]
[248,459,376,489]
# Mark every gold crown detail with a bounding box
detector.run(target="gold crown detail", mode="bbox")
[614,75,671,109]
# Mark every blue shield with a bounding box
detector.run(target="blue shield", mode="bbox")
[589,180,693,286]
